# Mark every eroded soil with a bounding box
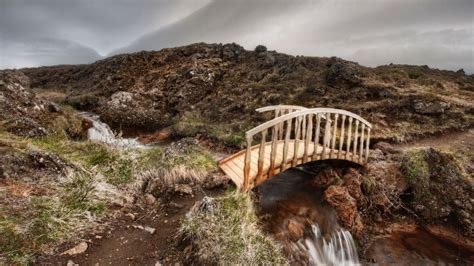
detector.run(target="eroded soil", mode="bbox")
[36,188,225,265]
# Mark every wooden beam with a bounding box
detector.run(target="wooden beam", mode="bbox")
[345,117,353,160]
[338,115,346,159]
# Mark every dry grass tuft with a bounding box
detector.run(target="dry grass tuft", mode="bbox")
[180,191,287,264]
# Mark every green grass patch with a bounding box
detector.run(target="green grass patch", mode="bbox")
[0,171,105,263]
[402,149,430,184]
[180,191,286,264]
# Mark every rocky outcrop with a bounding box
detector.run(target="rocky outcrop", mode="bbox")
[0,70,86,139]
[324,185,364,234]
[402,148,473,237]
[413,100,450,115]
[17,42,474,144]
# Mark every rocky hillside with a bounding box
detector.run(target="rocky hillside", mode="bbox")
[20,42,474,145]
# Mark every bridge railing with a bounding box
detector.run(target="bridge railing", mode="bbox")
[242,108,372,189]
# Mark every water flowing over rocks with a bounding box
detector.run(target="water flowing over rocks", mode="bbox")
[80,112,146,148]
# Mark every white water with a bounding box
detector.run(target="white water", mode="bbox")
[80,112,147,149]
[297,224,360,266]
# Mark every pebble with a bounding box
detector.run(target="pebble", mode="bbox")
[61,242,88,255]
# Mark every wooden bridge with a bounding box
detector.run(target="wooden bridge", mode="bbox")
[219,105,372,191]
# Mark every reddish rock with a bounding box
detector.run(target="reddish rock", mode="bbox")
[311,167,338,188]
[343,168,363,201]
[324,185,363,233]
[81,118,93,130]
[138,128,173,144]
[287,219,305,240]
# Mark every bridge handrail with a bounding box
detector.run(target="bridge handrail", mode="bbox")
[246,108,372,137]
[256,105,308,113]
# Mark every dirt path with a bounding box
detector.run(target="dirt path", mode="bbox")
[395,129,473,150]
[36,188,225,266]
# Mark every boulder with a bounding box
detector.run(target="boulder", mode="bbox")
[255,45,267,53]
[413,100,450,115]
[324,185,363,233]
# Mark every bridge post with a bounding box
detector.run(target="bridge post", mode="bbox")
[269,125,278,177]
[353,120,360,162]
[243,136,252,190]
[338,115,346,159]
[256,129,267,184]
[303,114,313,163]
[322,114,331,159]
[331,114,339,159]
[365,128,371,162]
[346,117,353,160]
[292,117,302,167]
[313,114,321,160]
[359,124,365,163]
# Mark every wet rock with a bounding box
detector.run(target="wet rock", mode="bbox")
[138,128,172,144]
[413,100,450,115]
[61,242,88,255]
[81,118,93,131]
[287,219,305,240]
[324,185,363,233]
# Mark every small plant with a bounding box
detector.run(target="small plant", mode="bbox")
[105,158,134,185]
[408,72,421,79]
[402,149,429,184]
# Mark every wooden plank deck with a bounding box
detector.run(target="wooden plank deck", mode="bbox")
[219,140,357,189]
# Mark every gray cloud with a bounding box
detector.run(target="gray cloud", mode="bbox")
[1,38,101,69]
[1,0,473,73]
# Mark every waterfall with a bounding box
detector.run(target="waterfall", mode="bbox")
[297,224,359,266]
[80,112,146,148]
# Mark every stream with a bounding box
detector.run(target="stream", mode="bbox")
[257,167,360,265]
[257,166,474,265]
[80,112,148,148]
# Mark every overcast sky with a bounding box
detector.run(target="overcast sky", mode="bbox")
[1,0,473,73]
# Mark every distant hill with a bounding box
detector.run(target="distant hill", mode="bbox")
[18,42,474,144]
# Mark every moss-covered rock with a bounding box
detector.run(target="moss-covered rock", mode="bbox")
[402,148,473,236]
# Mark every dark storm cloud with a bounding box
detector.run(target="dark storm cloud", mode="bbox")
[1,0,473,72]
